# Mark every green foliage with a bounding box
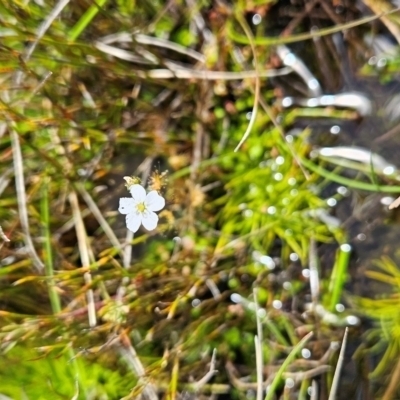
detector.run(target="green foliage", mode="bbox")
[0,0,398,398]
[216,128,340,262]
[0,344,132,399]
[355,257,400,378]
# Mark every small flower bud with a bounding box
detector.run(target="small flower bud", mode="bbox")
[123,176,141,190]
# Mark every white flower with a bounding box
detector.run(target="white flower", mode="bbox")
[119,184,165,233]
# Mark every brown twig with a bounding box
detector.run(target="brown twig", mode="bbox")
[192,349,218,392]
[281,0,320,37]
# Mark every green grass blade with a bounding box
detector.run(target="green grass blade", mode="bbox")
[328,244,351,312]
[264,332,313,400]
[41,178,62,314]
[68,0,109,42]
[301,157,400,193]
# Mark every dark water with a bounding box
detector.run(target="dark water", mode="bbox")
[262,2,400,400]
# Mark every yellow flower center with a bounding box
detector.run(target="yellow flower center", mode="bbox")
[136,202,146,213]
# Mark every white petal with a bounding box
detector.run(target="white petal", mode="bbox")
[125,212,142,233]
[141,210,159,231]
[146,191,165,212]
[119,198,135,215]
[129,184,146,202]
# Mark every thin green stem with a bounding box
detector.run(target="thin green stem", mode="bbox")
[168,356,179,400]
[68,0,109,42]
[228,8,400,46]
[328,244,351,312]
[264,332,313,400]
[301,157,400,193]
[233,11,260,152]
[41,179,61,314]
